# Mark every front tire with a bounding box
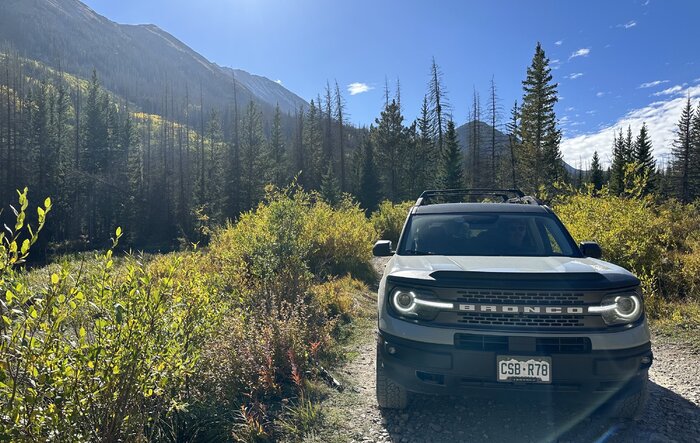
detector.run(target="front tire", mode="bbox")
[376,347,409,409]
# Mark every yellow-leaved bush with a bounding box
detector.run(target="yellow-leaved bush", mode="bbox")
[370,200,413,246]
[0,186,377,442]
[553,186,700,319]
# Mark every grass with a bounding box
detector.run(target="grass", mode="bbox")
[648,298,700,351]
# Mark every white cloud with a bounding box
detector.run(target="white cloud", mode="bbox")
[555,40,563,46]
[694,78,700,83]
[569,48,590,60]
[638,80,668,89]
[551,59,561,70]
[566,72,584,80]
[652,85,683,96]
[561,84,700,167]
[566,107,576,112]
[347,82,373,95]
[617,20,637,29]
[274,79,283,85]
[596,92,605,97]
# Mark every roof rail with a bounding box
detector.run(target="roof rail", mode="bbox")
[416,188,525,206]
[415,188,527,206]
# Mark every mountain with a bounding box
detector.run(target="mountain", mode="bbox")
[0,0,308,119]
[456,120,582,177]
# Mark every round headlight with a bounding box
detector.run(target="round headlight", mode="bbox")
[592,291,643,325]
[615,295,639,317]
[392,290,417,314]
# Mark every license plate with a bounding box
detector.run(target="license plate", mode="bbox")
[497,356,552,383]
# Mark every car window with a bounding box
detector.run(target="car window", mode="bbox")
[399,213,578,257]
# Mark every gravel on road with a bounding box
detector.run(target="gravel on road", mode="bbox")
[307,259,700,443]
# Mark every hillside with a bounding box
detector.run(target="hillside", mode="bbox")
[0,0,308,120]
[456,120,582,177]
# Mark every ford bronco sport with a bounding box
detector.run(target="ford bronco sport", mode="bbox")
[372,189,653,419]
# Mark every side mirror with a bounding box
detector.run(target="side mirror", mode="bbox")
[580,241,602,259]
[373,240,394,257]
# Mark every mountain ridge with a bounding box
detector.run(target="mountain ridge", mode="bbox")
[456,120,582,176]
[0,0,308,119]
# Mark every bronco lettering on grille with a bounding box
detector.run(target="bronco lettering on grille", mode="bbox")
[458,304,586,314]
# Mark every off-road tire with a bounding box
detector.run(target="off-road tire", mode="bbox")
[611,373,649,420]
[376,351,409,409]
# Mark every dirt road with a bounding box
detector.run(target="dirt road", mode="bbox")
[309,261,700,443]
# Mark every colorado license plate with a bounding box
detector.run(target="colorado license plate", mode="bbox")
[497,356,552,383]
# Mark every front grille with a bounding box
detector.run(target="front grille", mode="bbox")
[456,290,585,305]
[454,333,592,354]
[428,287,607,331]
[458,312,585,328]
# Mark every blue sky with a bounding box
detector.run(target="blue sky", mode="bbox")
[82,0,700,166]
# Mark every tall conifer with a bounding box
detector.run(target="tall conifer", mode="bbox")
[589,151,604,191]
[671,97,694,203]
[519,43,562,192]
[633,123,656,195]
[441,119,464,189]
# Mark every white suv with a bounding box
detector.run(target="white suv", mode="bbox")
[373,189,652,419]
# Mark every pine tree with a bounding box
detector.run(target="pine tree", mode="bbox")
[240,100,265,210]
[506,100,520,188]
[441,120,464,189]
[292,105,305,181]
[334,81,346,192]
[416,95,435,191]
[589,151,604,191]
[358,138,380,212]
[633,122,656,195]
[82,70,109,240]
[227,73,242,218]
[269,104,286,187]
[488,77,501,187]
[469,90,482,188]
[320,163,341,206]
[691,101,700,199]
[323,81,333,165]
[303,99,323,189]
[205,109,226,222]
[671,97,694,203]
[624,126,634,164]
[519,42,562,192]
[371,99,408,201]
[428,58,449,155]
[609,129,627,196]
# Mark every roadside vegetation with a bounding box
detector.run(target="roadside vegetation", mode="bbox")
[0,186,375,442]
[3,178,700,441]
[552,182,700,344]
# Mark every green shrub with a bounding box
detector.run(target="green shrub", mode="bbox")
[370,200,413,246]
[309,276,372,324]
[553,186,700,303]
[0,193,223,441]
[211,186,377,286]
[0,185,377,441]
[304,197,378,281]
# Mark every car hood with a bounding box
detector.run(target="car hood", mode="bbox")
[386,255,639,289]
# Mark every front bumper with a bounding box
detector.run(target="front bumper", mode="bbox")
[378,330,652,400]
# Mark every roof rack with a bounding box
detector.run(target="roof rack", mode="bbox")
[415,188,541,206]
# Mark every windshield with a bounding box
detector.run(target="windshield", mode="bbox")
[398,213,580,257]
